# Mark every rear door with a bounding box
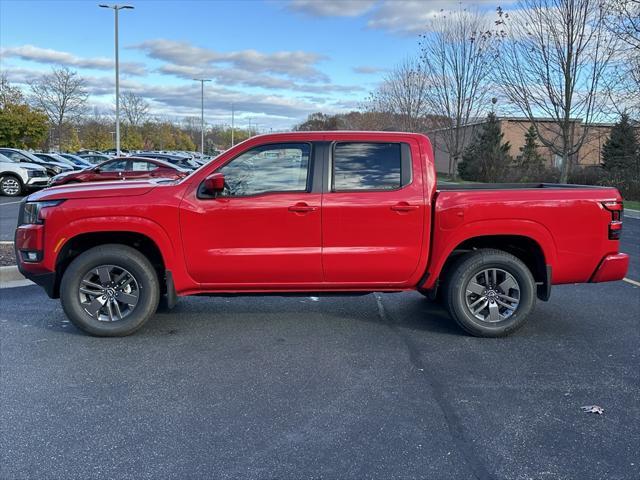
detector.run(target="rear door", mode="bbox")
[321,140,425,285]
[123,160,157,180]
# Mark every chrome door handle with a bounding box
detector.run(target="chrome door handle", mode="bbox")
[391,203,419,212]
[288,203,317,213]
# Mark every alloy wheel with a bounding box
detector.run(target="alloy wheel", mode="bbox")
[78,265,140,322]
[1,178,20,196]
[464,268,520,323]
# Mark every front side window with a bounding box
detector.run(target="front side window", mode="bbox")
[218,143,310,196]
[332,142,402,191]
[100,160,127,172]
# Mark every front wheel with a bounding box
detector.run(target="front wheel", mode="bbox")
[60,244,160,336]
[1,175,23,196]
[443,249,536,337]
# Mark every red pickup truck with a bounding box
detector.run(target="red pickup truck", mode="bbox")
[15,132,629,337]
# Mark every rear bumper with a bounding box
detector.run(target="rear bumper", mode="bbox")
[590,253,629,283]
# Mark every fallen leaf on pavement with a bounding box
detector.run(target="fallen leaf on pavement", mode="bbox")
[581,405,604,415]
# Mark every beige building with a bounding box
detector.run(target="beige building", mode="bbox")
[428,117,615,175]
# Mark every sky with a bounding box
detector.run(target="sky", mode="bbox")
[0,0,511,131]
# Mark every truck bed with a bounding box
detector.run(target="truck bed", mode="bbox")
[437,182,617,191]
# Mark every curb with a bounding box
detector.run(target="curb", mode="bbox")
[0,265,33,288]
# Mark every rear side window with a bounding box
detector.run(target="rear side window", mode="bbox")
[332,142,407,191]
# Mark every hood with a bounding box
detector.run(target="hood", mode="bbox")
[2,161,46,171]
[27,179,160,201]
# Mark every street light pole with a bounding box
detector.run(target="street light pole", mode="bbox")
[231,103,235,147]
[99,4,134,157]
[193,78,211,155]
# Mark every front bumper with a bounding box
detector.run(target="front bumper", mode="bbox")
[26,177,49,187]
[590,253,629,283]
[15,224,57,298]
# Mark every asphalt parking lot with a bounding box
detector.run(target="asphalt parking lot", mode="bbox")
[0,195,23,241]
[1,200,638,479]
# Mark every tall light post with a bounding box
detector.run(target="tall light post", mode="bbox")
[193,78,211,155]
[99,4,134,157]
[231,103,235,147]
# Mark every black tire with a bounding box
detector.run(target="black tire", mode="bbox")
[60,244,160,336]
[443,249,536,337]
[0,174,23,196]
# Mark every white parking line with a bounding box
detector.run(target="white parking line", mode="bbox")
[0,200,23,206]
[623,278,640,287]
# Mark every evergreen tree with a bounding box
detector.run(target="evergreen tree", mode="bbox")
[516,126,546,181]
[602,113,640,179]
[458,113,512,182]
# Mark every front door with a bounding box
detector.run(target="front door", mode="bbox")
[180,143,322,287]
[322,140,426,285]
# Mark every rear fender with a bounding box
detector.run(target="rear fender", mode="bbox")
[421,219,557,289]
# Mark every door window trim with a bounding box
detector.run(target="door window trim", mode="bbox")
[328,141,413,193]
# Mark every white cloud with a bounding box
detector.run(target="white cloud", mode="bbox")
[157,63,362,94]
[287,0,377,17]
[131,39,328,82]
[2,65,344,128]
[0,45,146,76]
[367,0,508,35]
[353,65,387,74]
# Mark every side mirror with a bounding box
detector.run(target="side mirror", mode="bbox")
[203,172,225,195]
[93,167,101,173]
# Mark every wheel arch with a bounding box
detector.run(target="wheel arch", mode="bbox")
[52,228,172,298]
[422,228,555,301]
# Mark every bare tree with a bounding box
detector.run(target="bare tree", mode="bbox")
[29,66,88,149]
[495,0,617,183]
[420,9,496,179]
[368,58,430,132]
[121,91,149,127]
[0,74,24,108]
[605,0,640,115]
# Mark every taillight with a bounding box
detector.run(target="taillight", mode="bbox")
[602,201,624,240]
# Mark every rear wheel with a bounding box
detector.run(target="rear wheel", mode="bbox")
[0,175,23,196]
[443,249,535,337]
[60,244,160,336]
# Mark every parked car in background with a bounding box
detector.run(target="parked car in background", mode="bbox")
[58,153,93,169]
[0,152,49,196]
[79,154,111,165]
[0,148,73,177]
[34,153,83,171]
[102,148,130,156]
[48,156,191,186]
[135,152,200,170]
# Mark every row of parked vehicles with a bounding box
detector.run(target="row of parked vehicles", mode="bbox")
[0,148,216,196]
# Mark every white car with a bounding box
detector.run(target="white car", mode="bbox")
[0,152,49,196]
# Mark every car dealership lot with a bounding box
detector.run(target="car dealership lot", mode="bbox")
[0,214,638,479]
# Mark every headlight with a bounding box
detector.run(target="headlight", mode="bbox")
[20,200,64,225]
[26,169,43,178]
[52,166,63,174]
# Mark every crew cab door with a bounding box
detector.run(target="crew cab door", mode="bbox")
[180,143,322,286]
[322,140,425,285]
